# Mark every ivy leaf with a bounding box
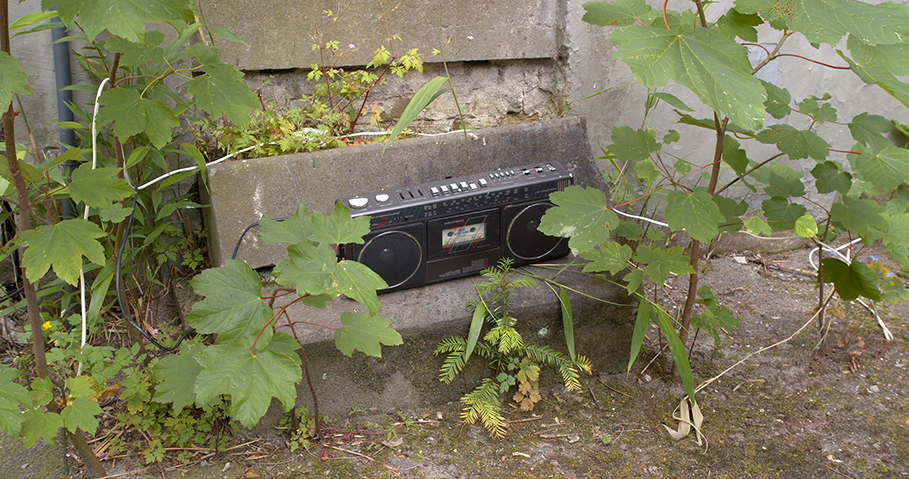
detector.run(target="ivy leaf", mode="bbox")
[821,258,882,302]
[187,260,271,342]
[633,245,694,286]
[44,0,195,42]
[810,161,852,195]
[842,36,909,108]
[762,197,807,232]
[735,0,909,47]
[20,409,63,448]
[334,311,403,357]
[309,202,372,245]
[194,333,301,428]
[744,216,772,236]
[60,397,102,434]
[849,113,895,150]
[793,215,818,238]
[608,126,660,162]
[97,88,179,148]
[187,63,259,127]
[716,8,762,42]
[849,143,909,191]
[259,206,313,245]
[153,341,205,412]
[0,52,32,108]
[608,23,766,130]
[0,365,30,437]
[663,188,726,242]
[830,197,889,239]
[539,186,618,254]
[67,165,135,209]
[761,80,792,120]
[581,242,633,275]
[582,0,652,26]
[19,219,106,286]
[756,124,830,161]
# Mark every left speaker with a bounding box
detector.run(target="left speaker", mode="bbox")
[348,222,425,291]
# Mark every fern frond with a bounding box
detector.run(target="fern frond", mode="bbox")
[558,362,583,391]
[522,343,571,367]
[460,379,507,438]
[432,336,466,356]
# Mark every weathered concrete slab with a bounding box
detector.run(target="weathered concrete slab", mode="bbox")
[202,116,608,269]
[0,432,67,479]
[198,0,559,70]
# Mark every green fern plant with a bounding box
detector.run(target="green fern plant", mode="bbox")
[433,259,591,438]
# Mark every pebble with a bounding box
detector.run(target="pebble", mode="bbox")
[867,385,880,393]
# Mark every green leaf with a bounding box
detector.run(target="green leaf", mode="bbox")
[0,365,30,437]
[20,409,63,448]
[19,219,106,286]
[761,197,807,232]
[652,302,695,398]
[334,311,403,357]
[259,206,312,245]
[736,0,909,47]
[623,268,644,294]
[830,197,889,239]
[880,213,909,269]
[558,287,577,361]
[810,161,852,195]
[67,165,134,209]
[187,260,271,341]
[463,301,487,366]
[752,162,805,198]
[539,186,618,254]
[194,333,301,428]
[713,196,747,234]
[628,297,653,371]
[102,32,165,67]
[97,88,179,148]
[0,52,32,108]
[309,202,372,245]
[716,8,762,42]
[798,94,837,124]
[45,0,195,43]
[10,10,60,30]
[842,36,909,108]
[608,23,766,130]
[61,397,102,434]
[153,341,205,412]
[756,124,830,161]
[65,376,95,399]
[633,244,694,286]
[650,92,693,112]
[664,188,726,242]
[187,64,259,127]
[849,143,909,191]
[210,27,247,45]
[332,260,387,315]
[821,258,882,301]
[744,216,772,236]
[384,76,449,152]
[581,242,633,275]
[608,126,660,162]
[849,113,895,150]
[793,215,818,238]
[722,136,750,177]
[582,0,652,26]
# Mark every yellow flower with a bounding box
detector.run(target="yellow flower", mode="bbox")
[42,321,52,331]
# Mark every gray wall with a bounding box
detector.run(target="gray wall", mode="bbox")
[11,0,909,210]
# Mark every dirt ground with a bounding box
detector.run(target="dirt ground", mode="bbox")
[57,247,909,478]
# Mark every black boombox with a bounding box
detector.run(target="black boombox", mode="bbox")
[338,161,573,293]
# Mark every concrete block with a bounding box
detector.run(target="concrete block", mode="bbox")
[202,116,608,268]
[198,0,559,70]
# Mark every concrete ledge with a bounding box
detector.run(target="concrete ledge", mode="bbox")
[202,116,607,268]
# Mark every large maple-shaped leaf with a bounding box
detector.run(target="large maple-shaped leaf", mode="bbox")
[187,260,271,341]
[102,32,166,68]
[608,23,766,130]
[761,80,792,120]
[848,113,894,150]
[633,245,695,285]
[664,188,726,242]
[0,52,32,108]
[194,333,301,428]
[332,260,386,315]
[539,186,618,254]
[842,35,909,108]
[849,143,909,191]
[830,197,889,239]
[608,126,660,162]
[0,365,30,437]
[334,311,403,357]
[821,258,882,301]
[756,124,830,161]
[736,0,909,47]
[582,0,653,26]
[716,8,762,42]
[309,202,372,245]
[187,64,258,127]
[810,161,852,195]
[713,196,748,234]
[96,88,178,148]
[751,162,806,198]
[61,396,102,434]
[880,213,909,269]
[762,197,807,231]
[19,219,105,286]
[67,164,134,209]
[20,409,63,448]
[581,242,633,275]
[44,0,195,43]
[153,341,205,412]
[259,206,312,245]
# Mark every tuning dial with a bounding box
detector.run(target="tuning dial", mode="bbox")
[349,197,369,209]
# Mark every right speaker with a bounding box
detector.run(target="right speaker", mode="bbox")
[502,200,568,262]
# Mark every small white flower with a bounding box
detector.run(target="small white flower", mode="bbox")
[466,35,474,41]
[348,43,355,49]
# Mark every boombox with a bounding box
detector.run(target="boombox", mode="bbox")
[338,161,573,293]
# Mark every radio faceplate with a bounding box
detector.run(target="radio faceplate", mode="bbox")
[338,161,573,292]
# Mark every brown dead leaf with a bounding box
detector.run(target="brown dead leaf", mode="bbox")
[244,472,261,478]
[837,333,849,348]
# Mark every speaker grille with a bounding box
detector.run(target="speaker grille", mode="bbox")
[357,228,423,289]
[505,202,563,261]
